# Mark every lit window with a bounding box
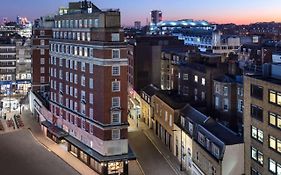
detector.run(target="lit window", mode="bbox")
[270,90,276,103]
[194,75,198,83]
[269,112,277,126]
[257,129,263,142]
[201,78,205,86]
[269,112,281,129]
[278,92,281,106]
[278,139,281,153]
[251,126,257,139]
[269,159,276,174]
[269,136,276,149]
[40,40,45,45]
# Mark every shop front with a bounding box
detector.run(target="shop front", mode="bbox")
[16,80,31,94]
[41,120,68,144]
[64,135,135,175]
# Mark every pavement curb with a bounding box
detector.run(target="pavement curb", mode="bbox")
[27,128,82,175]
[136,160,146,175]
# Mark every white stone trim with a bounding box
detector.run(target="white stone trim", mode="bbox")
[50,51,128,66]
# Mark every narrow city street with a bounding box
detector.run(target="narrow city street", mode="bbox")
[128,118,187,175]
[129,131,177,175]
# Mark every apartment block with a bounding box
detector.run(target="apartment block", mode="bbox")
[178,53,227,110]
[152,90,188,151]
[213,75,244,133]
[174,105,244,175]
[32,16,54,96]
[140,84,159,128]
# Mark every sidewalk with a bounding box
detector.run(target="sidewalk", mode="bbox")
[128,117,190,175]
[20,110,143,175]
[21,110,98,175]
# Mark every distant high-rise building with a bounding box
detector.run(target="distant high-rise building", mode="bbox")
[150,10,162,25]
[134,21,141,29]
[16,16,21,25]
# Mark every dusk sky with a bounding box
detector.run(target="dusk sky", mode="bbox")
[1,0,281,26]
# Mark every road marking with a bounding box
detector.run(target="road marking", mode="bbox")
[136,160,146,175]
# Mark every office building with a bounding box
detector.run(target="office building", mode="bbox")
[244,64,281,175]
[0,38,17,94]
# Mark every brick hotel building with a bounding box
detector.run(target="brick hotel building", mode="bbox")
[32,1,134,174]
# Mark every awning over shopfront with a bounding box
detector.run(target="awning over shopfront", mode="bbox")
[41,120,136,162]
[0,81,12,85]
[16,80,31,84]
[64,135,136,163]
[41,120,68,139]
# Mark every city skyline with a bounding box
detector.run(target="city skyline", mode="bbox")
[1,0,281,26]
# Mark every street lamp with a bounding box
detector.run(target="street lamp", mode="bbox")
[19,99,22,115]
[173,129,183,171]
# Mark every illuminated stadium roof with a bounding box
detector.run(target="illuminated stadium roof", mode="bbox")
[156,20,211,27]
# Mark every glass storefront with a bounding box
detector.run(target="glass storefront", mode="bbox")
[70,145,78,157]
[108,161,124,175]
[90,158,102,174]
[80,150,88,163]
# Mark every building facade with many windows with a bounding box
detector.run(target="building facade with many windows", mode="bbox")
[32,16,54,97]
[0,40,17,93]
[46,1,133,174]
[244,65,281,175]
